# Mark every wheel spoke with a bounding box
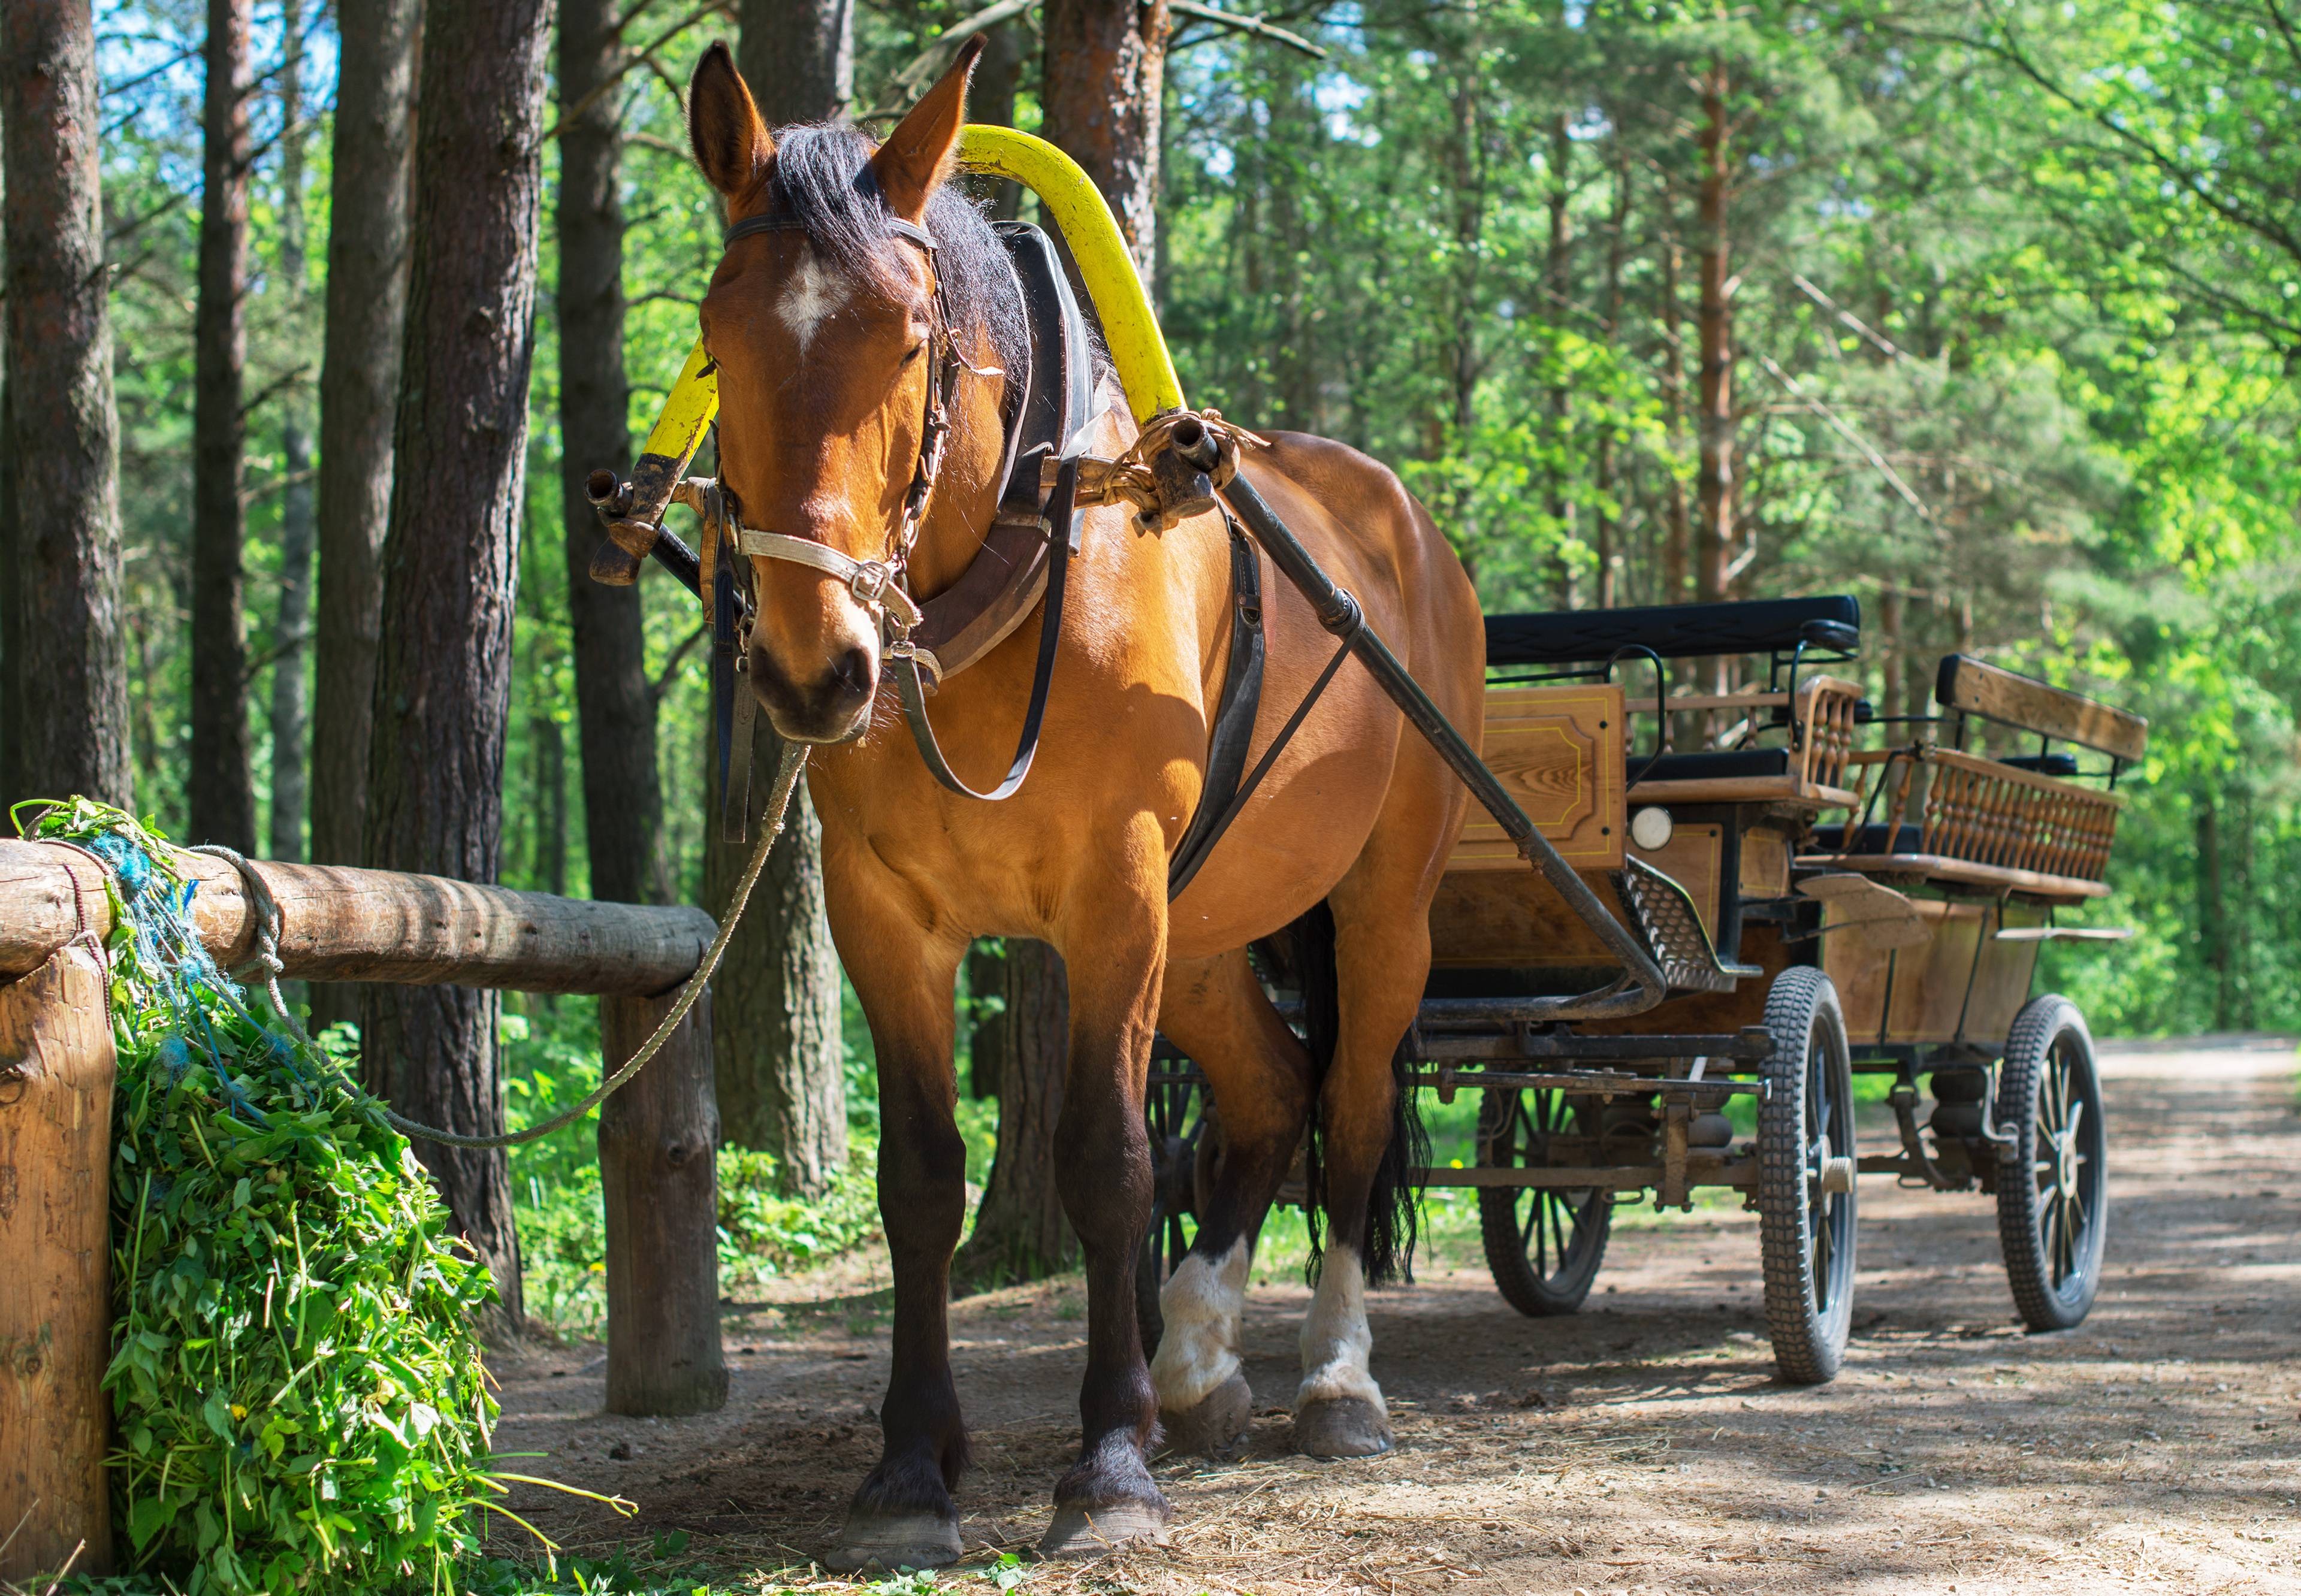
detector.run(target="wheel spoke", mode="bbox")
[1547,1194,1571,1276]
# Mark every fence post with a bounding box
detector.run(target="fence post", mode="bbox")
[599,985,728,1416]
[0,944,116,1580]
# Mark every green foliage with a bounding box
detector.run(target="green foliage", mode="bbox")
[23,800,502,1595]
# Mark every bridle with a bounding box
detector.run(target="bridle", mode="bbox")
[714,206,970,685]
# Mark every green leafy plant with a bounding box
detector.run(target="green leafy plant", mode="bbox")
[21,799,545,1594]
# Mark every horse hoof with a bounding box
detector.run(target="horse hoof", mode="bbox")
[1038,1498,1172,1559]
[1160,1372,1254,1455]
[823,1509,962,1573]
[1294,1396,1393,1458]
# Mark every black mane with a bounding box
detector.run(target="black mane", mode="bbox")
[762,123,1028,382]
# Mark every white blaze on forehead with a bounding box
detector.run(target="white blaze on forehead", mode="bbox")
[776,249,848,353]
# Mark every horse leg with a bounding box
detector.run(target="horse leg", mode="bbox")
[1147,948,1313,1452]
[1293,842,1447,1458]
[1039,871,1173,1556]
[823,898,970,1572]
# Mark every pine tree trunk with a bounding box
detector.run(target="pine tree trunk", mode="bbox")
[561,0,668,908]
[708,737,847,1193]
[954,940,1075,1289]
[739,0,853,124]
[1545,113,1575,606]
[1694,57,1734,615]
[310,0,416,859]
[1593,146,1629,609]
[1041,0,1170,274]
[709,0,857,1196]
[959,5,1173,1281]
[268,0,314,863]
[1,0,132,811]
[361,0,554,1327]
[1657,208,1690,606]
[191,0,257,849]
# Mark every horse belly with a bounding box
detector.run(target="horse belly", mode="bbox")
[1164,663,1403,960]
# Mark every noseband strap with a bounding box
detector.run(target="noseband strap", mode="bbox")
[736,527,927,639]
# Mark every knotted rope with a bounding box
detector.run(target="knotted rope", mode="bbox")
[188,742,808,1150]
[1069,408,1269,533]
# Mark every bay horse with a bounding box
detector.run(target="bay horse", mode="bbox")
[686,40,1483,1566]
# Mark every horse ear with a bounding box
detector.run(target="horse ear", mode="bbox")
[869,37,983,222]
[688,41,772,200]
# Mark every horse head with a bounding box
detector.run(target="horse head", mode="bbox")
[687,40,1016,744]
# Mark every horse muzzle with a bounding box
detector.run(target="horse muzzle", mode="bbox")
[748,634,880,745]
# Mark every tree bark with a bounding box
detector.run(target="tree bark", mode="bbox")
[1593,146,1629,609]
[1657,206,1690,606]
[953,939,1075,1289]
[1040,0,1171,276]
[268,0,315,862]
[560,0,668,909]
[739,0,853,125]
[707,739,846,1193]
[310,0,418,866]
[361,0,554,1326]
[1545,113,1575,606]
[1,0,132,812]
[191,0,258,850]
[710,0,857,1196]
[1693,58,1735,613]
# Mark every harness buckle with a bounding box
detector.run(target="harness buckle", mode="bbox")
[850,558,896,609]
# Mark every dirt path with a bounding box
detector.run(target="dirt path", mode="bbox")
[492,1037,2301,1593]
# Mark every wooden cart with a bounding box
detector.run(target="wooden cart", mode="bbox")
[1143,603,2146,1381]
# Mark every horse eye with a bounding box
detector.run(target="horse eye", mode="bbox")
[901,342,926,366]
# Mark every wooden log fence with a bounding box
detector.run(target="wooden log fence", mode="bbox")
[0,839,730,1580]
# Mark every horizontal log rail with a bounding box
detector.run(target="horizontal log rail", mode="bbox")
[0,839,714,995]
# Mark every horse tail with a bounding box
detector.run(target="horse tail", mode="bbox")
[1273,900,1426,1288]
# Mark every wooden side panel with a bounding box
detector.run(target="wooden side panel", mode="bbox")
[1963,902,2048,1041]
[1450,684,1624,872]
[1632,823,1723,939]
[0,945,116,1580]
[1825,897,2048,1047]
[1429,867,1618,969]
[1740,826,1791,900]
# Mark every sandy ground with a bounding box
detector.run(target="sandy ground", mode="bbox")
[491,1036,2301,1593]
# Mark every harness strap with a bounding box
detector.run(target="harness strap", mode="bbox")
[1167,591,1361,902]
[736,528,926,633]
[1165,511,1267,896]
[887,458,1079,801]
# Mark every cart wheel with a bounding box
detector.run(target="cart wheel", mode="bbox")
[1136,1069,1215,1354]
[1476,1089,1611,1316]
[1758,967,1858,1384]
[1995,995,2107,1331]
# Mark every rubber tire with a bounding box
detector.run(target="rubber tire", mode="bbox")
[1477,1089,1612,1316]
[1995,995,2107,1331]
[1758,967,1858,1385]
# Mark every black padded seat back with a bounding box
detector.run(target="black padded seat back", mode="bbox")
[1485,595,1861,669]
[1633,748,1790,784]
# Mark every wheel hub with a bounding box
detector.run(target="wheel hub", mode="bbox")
[2055,1132,2080,1198]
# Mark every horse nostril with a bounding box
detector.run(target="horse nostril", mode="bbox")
[830,645,874,697]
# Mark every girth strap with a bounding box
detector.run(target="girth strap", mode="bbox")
[1165,512,1267,897]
